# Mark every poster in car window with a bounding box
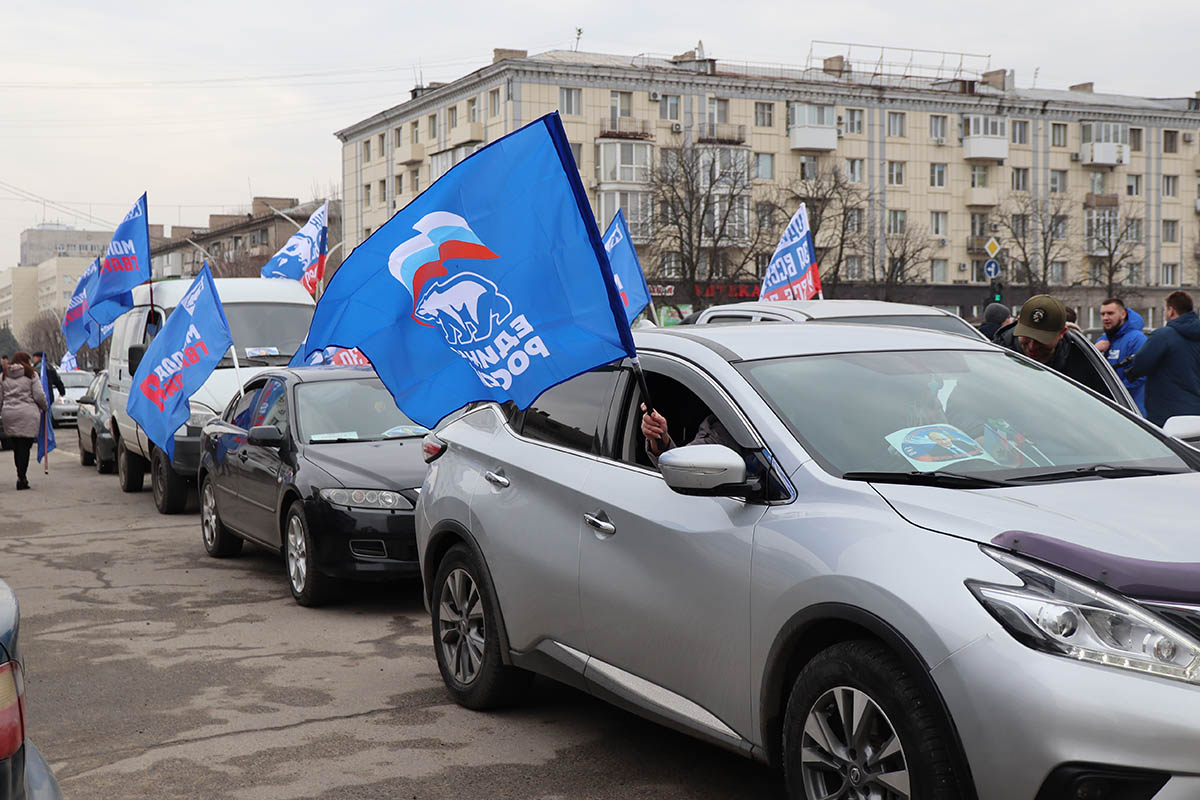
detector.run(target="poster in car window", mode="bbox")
[884,424,997,472]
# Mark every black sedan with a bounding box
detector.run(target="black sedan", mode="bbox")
[0,581,61,800]
[198,367,429,606]
[75,371,115,474]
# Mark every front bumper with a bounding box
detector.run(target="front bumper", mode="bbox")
[305,500,420,581]
[50,405,77,425]
[169,435,202,477]
[932,630,1200,799]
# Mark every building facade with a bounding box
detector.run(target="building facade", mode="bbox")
[0,256,92,340]
[18,224,112,267]
[334,45,1200,325]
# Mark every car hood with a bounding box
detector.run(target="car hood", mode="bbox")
[189,366,270,414]
[305,439,427,491]
[873,472,1200,600]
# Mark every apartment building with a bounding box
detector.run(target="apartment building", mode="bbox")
[0,256,92,340]
[19,224,112,267]
[335,45,1200,322]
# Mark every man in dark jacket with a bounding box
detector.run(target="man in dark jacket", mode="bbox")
[1125,291,1200,426]
[30,352,65,400]
[995,294,1109,396]
[977,303,1010,340]
[1097,298,1147,415]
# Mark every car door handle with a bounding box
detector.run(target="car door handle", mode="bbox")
[484,470,509,488]
[583,511,616,536]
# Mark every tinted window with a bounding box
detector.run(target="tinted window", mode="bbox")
[518,368,619,454]
[704,314,754,324]
[817,314,980,338]
[98,376,110,405]
[228,385,264,429]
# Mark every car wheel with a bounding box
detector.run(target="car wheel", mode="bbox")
[201,476,243,557]
[95,434,114,474]
[782,640,965,800]
[78,429,94,466]
[151,448,188,514]
[117,439,145,492]
[285,501,333,607]
[431,544,532,709]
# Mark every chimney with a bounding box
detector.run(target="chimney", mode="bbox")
[823,55,846,77]
[1069,82,1094,93]
[492,48,527,64]
[982,69,1013,91]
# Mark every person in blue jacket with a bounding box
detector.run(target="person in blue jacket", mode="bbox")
[1096,298,1147,414]
[1125,291,1200,426]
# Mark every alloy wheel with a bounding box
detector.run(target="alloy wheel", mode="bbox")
[286,516,307,594]
[201,482,218,549]
[438,568,486,685]
[801,686,909,800]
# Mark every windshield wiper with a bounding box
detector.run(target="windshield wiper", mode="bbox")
[840,470,1011,489]
[1008,464,1188,483]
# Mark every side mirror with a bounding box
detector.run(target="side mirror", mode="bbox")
[658,444,758,497]
[78,394,96,406]
[128,344,146,376]
[247,425,284,447]
[1162,416,1200,444]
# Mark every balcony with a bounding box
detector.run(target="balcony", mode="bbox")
[962,135,1008,161]
[965,187,999,206]
[1085,193,1120,208]
[696,122,746,144]
[449,121,484,148]
[788,125,838,151]
[1080,142,1130,167]
[967,236,991,254]
[399,142,425,165]
[598,117,654,139]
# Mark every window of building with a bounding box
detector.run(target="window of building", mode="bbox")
[1011,167,1029,191]
[845,208,863,233]
[411,121,419,144]
[1081,122,1129,145]
[887,209,907,234]
[660,94,680,120]
[756,202,777,229]
[1164,130,1179,153]
[845,255,863,280]
[1050,261,1066,284]
[467,97,478,123]
[1085,208,1119,251]
[755,102,774,127]
[362,139,371,162]
[1127,174,1142,196]
[489,88,501,116]
[707,97,728,124]
[445,106,458,130]
[1050,170,1068,193]
[1130,218,1144,242]
[656,252,681,279]
[930,211,948,236]
[363,226,372,239]
[844,108,864,134]
[1127,263,1142,284]
[1089,171,1106,195]
[970,212,989,237]
[1163,263,1180,285]
[970,165,988,188]
[930,163,947,188]
[931,258,948,282]
[887,111,906,137]
[1051,123,1068,147]
[1163,219,1179,243]
[518,368,620,454]
[887,161,905,186]
[964,115,1006,137]
[429,143,482,181]
[929,114,947,140]
[1052,215,1068,241]
[362,183,371,206]
[845,158,863,184]
[394,174,403,195]
[1164,175,1179,197]
[603,91,629,119]
[428,114,438,139]
[798,155,818,180]
[755,153,774,180]
[569,142,582,167]
[394,127,403,148]
[790,104,834,127]
[598,191,653,238]
[1011,120,1029,144]
[1130,127,1143,152]
[597,141,652,182]
[378,180,386,205]
[559,88,582,116]
[1012,214,1029,239]
[972,260,990,282]
[410,170,420,194]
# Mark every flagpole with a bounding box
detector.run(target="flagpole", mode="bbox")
[229,344,245,400]
[43,398,49,477]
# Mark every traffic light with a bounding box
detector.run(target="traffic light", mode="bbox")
[990,280,1003,303]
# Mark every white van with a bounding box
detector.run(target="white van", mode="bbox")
[108,278,316,514]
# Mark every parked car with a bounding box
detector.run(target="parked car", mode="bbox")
[107,277,316,514]
[75,371,115,474]
[417,322,1200,800]
[49,370,92,427]
[198,367,428,606]
[0,580,61,800]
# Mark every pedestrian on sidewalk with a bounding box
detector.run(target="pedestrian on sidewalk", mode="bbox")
[1126,291,1200,426]
[0,352,48,490]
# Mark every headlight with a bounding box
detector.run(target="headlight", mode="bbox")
[968,547,1200,685]
[319,488,413,511]
[186,402,218,430]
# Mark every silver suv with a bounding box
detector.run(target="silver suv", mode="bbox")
[416,323,1200,799]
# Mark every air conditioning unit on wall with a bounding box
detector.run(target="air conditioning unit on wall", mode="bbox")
[933,136,946,146]
[649,91,661,101]
[1070,152,1082,161]
[670,122,682,133]
[957,262,968,272]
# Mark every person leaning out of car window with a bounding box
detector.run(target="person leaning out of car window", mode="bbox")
[1096,297,1147,415]
[995,294,1108,396]
[0,352,48,490]
[1125,290,1200,427]
[641,403,736,465]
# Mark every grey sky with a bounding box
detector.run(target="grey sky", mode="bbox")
[2,0,1197,268]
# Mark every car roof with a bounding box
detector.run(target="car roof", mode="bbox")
[130,277,316,308]
[636,321,998,362]
[245,365,379,386]
[702,299,957,320]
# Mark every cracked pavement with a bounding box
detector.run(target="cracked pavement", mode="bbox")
[0,445,784,798]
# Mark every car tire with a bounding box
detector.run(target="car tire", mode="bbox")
[78,429,94,466]
[284,500,333,607]
[151,448,188,514]
[201,476,243,557]
[117,439,145,492]
[95,434,114,474]
[782,640,966,800]
[430,544,532,710]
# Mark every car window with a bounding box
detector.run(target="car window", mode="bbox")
[703,314,754,324]
[613,370,712,469]
[227,384,265,429]
[98,376,110,405]
[251,379,288,431]
[86,374,103,398]
[62,372,92,389]
[296,377,428,443]
[516,366,620,455]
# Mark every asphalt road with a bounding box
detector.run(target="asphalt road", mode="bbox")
[0,438,785,799]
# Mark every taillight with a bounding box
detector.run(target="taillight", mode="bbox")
[0,661,25,760]
[422,433,447,464]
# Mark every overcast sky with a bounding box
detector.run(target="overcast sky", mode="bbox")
[2,0,1197,268]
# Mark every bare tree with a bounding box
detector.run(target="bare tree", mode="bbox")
[776,162,870,297]
[648,137,776,311]
[992,192,1076,294]
[869,221,932,302]
[21,310,66,364]
[1084,199,1144,297]
[209,250,269,279]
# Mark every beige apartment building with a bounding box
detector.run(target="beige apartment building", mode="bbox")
[335,45,1200,325]
[0,256,92,341]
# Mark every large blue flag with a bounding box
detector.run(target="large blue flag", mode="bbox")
[759,203,822,301]
[602,210,651,324]
[261,201,328,295]
[293,113,635,428]
[36,360,55,465]
[63,259,123,353]
[126,264,233,460]
[90,193,150,327]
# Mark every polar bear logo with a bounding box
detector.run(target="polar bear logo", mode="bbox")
[414,272,513,346]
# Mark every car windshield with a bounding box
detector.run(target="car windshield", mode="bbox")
[161,302,314,362]
[61,372,92,388]
[816,314,980,339]
[295,377,429,443]
[739,349,1191,482]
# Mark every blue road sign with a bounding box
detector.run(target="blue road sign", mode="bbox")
[984,259,1000,278]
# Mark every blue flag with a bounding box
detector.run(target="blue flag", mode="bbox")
[63,259,123,353]
[90,193,150,327]
[602,210,651,324]
[36,360,55,465]
[126,264,233,460]
[261,201,329,295]
[759,203,822,301]
[294,112,635,428]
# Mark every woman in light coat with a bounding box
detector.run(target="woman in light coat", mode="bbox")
[0,352,47,490]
